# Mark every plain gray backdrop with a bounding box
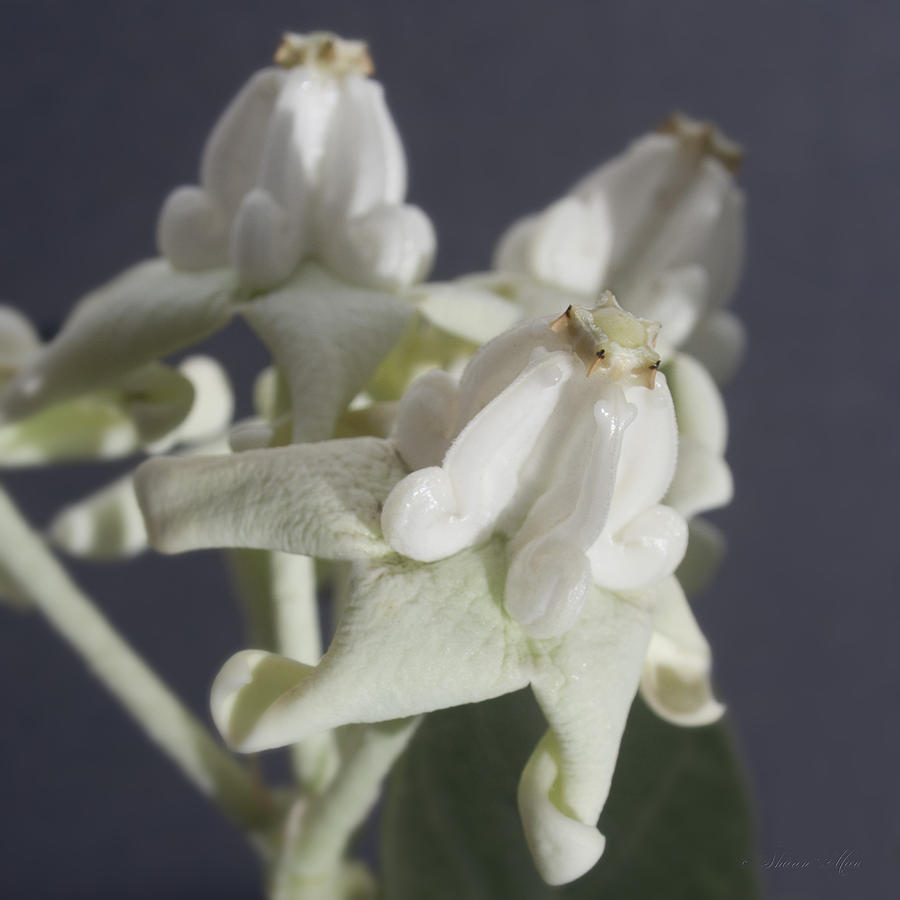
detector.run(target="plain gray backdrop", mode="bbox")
[0,1,897,898]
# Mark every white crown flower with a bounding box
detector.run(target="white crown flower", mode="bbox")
[406,115,742,527]
[132,300,726,886]
[0,32,435,445]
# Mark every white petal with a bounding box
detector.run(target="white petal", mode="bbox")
[156,69,286,271]
[588,503,688,590]
[157,355,234,450]
[229,188,306,291]
[676,517,725,598]
[49,473,147,560]
[495,197,605,295]
[413,278,523,345]
[391,368,459,472]
[681,309,746,384]
[0,397,139,466]
[382,349,576,562]
[664,437,733,519]
[230,69,347,289]
[586,375,685,589]
[211,539,528,752]
[136,436,406,559]
[505,385,634,638]
[115,363,196,445]
[321,202,435,290]
[316,76,406,225]
[156,186,231,271]
[239,264,413,443]
[199,68,287,225]
[571,133,683,272]
[518,735,606,885]
[665,351,728,454]
[639,577,725,726]
[0,260,234,422]
[521,587,654,885]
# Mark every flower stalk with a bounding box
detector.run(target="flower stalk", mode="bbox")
[0,484,274,833]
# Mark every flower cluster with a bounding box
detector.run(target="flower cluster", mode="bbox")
[0,30,745,889]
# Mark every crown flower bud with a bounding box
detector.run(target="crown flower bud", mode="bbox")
[157,31,434,292]
[382,295,686,638]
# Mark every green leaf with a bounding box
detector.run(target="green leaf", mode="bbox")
[382,691,759,900]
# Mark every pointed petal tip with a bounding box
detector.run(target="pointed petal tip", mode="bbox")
[518,739,606,885]
[211,649,316,752]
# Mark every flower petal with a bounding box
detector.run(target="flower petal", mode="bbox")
[382,349,577,562]
[0,261,235,422]
[149,355,234,452]
[0,359,195,467]
[49,472,148,560]
[676,517,726,598]
[49,435,231,559]
[212,539,529,752]
[322,202,436,290]
[495,197,606,295]
[665,351,727,454]
[520,586,655,885]
[317,77,406,224]
[135,436,406,559]
[681,309,746,385]
[587,376,686,590]
[157,69,286,271]
[413,279,522,346]
[239,263,413,443]
[664,436,733,518]
[639,577,725,727]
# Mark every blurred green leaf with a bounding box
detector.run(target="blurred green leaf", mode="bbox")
[382,690,759,900]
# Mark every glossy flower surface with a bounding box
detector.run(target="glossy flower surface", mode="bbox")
[134,303,722,885]
[0,33,432,445]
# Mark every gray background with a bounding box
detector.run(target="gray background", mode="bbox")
[0,1,897,898]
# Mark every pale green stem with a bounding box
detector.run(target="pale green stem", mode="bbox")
[0,485,274,833]
[271,718,420,897]
[270,551,339,792]
[226,549,340,792]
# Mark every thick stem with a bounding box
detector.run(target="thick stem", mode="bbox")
[226,549,340,792]
[271,718,419,897]
[0,485,274,832]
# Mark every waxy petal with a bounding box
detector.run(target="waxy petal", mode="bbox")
[664,437,733,519]
[0,362,194,468]
[665,351,728,454]
[0,397,142,466]
[49,473,147,560]
[413,279,522,346]
[495,197,606,296]
[316,77,406,225]
[676,517,726,598]
[322,202,436,291]
[639,577,724,726]
[505,386,634,638]
[239,264,413,443]
[382,350,576,562]
[155,356,234,450]
[0,261,235,423]
[682,309,746,385]
[136,436,406,559]
[521,586,655,885]
[212,539,529,752]
[50,436,231,560]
